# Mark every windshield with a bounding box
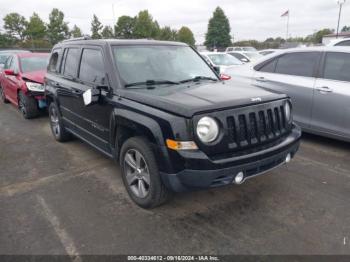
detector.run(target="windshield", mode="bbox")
[20,56,49,73]
[242,52,262,60]
[113,45,217,86]
[207,53,242,66]
[242,47,257,52]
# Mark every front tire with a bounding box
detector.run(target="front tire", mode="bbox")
[0,85,9,103]
[120,137,171,208]
[48,102,72,142]
[18,91,39,119]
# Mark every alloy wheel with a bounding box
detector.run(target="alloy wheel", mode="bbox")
[18,93,27,117]
[124,149,151,199]
[50,106,60,137]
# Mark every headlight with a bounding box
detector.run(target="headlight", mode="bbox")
[26,82,44,92]
[284,102,292,123]
[196,116,219,143]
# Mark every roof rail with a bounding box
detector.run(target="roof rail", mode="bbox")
[62,35,92,43]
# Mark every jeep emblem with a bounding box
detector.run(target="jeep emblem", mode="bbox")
[251,97,262,102]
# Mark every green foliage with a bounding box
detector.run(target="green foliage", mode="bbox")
[313,28,333,43]
[114,16,135,39]
[3,13,27,40]
[0,33,17,48]
[205,7,232,49]
[158,26,178,41]
[19,39,52,48]
[133,10,159,38]
[177,26,195,46]
[70,25,82,38]
[25,13,46,40]
[341,26,350,32]
[101,26,114,39]
[91,14,103,39]
[47,8,69,45]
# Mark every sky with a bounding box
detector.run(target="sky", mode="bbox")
[0,0,349,44]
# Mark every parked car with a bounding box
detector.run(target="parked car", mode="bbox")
[200,52,243,74]
[259,49,279,56]
[327,38,350,47]
[227,51,251,63]
[226,46,257,52]
[226,47,350,142]
[228,51,263,63]
[0,52,49,119]
[45,39,301,208]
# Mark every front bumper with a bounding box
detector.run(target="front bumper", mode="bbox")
[161,125,301,192]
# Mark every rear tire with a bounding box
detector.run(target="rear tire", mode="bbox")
[48,102,72,142]
[120,136,171,208]
[18,91,39,119]
[0,85,9,103]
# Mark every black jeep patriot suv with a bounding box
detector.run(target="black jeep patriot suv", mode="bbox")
[45,38,301,208]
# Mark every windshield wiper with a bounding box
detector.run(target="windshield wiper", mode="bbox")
[125,80,179,88]
[179,76,218,84]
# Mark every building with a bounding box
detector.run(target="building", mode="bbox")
[322,32,350,45]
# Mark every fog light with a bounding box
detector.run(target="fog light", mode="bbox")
[285,153,292,163]
[234,171,244,184]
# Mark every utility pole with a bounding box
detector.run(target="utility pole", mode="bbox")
[336,0,346,38]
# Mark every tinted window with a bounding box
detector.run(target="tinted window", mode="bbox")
[62,48,80,78]
[79,49,105,84]
[323,52,350,82]
[228,52,248,61]
[3,56,12,69]
[335,40,350,46]
[48,48,62,73]
[275,52,319,77]
[258,59,277,73]
[20,56,49,73]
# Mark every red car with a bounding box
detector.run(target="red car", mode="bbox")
[0,52,49,119]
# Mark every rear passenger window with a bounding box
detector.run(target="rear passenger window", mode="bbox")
[323,52,350,82]
[275,52,319,77]
[335,40,350,46]
[62,48,80,78]
[79,49,105,84]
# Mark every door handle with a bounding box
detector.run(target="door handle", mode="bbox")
[256,77,267,82]
[316,86,333,93]
[72,89,83,95]
[52,81,61,87]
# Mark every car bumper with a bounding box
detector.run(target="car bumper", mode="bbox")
[161,126,301,192]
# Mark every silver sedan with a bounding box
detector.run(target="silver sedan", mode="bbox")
[226,47,350,142]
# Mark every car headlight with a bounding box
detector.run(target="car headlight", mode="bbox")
[196,116,219,143]
[284,101,292,123]
[26,82,44,92]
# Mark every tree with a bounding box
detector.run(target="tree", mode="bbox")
[114,15,135,39]
[101,26,114,38]
[341,26,350,32]
[91,14,103,39]
[133,10,159,38]
[313,28,333,44]
[3,13,27,40]
[158,26,177,41]
[177,26,195,46]
[70,25,82,38]
[25,13,46,40]
[47,8,69,45]
[0,32,16,47]
[204,7,232,49]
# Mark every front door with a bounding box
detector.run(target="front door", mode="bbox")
[311,52,350,138]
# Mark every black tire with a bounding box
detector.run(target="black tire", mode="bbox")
[18,91,39,119]
[0,85,9,103]
[48,102,72,142]
[120,136,171,208]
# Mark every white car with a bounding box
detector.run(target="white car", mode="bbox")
[227,51,263,63]
[200,52,243,73]
[259,49,279,56]
[327,38,350,47]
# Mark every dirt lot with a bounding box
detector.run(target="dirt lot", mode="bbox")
[1,101,350,255]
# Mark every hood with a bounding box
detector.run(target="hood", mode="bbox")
[21,70,46,84]
[120,80,287,118]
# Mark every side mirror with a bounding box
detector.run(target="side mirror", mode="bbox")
[83,88,100,106]
[220,74,231,81]
[4,69,16,76]
[241,58,249,63]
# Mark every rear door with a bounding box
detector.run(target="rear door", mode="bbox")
[71,46,113,153]
[311,52,350,138]
[4,56,20,104]
[253,52,321,128]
